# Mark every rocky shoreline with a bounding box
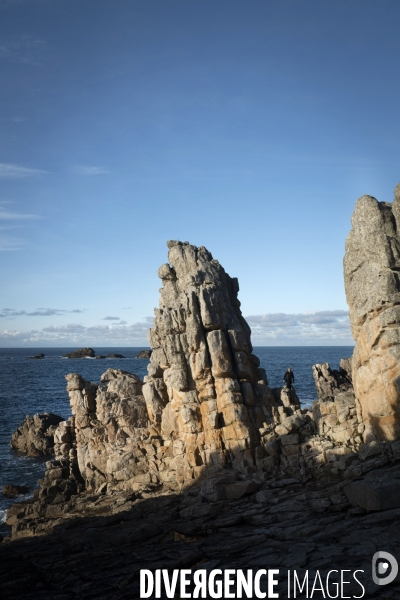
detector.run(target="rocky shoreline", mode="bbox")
[3,186,400,598]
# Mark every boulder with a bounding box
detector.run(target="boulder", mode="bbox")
[344,465,400,511]
[63,348,96,359]
[344,183,400,441]
[10,413,64,456]
[28,354,44,360]
[2,484,29,497]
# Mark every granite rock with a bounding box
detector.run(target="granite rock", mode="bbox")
[10,413,64,457]
[344,184,400,441]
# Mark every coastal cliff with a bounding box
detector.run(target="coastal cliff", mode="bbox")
[4,236,400,598]
[6,240,392,543]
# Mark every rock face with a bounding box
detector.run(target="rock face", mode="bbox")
[143,240,278,484]
[135,349,152,358]
[10,413,64,457]
[6,241,379,541]
[312,358,352,402]
[63,348,95,359]
[344,184,400,442]
[48,369,150,495]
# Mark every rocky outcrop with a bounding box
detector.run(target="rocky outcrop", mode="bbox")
[312,357,352,402]
[4,457,400,599]
[2,484,29,498]
[142,240,279,484]
[135,349,152,358]
[106,353,125,358]
[10,413,64,457]
[344,183,400,442]
[6,241,383,541]
[63,348,95,359]
[27,353,44,360]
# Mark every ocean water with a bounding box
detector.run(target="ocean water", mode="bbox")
[0,345,353,535]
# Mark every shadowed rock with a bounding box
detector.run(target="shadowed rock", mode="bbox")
[135,349,152,358]
[10,413,64,457]
[2,484,29,498]
[63,347,95,359]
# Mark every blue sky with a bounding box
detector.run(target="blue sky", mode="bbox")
[0,0,399,347]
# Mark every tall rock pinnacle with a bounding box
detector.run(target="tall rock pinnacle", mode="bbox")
[143,240,275,483]
[344,183,400,441]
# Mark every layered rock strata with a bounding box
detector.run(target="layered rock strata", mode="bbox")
[344,183,400,442]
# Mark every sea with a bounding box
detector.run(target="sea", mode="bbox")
[0,345,353,535]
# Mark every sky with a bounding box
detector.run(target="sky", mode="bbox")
[0,0,399,347]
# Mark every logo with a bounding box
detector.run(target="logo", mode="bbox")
[372,552,398,586]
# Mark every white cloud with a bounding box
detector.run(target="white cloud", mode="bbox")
[0,308,84,318]
[246,310,353,343]
[0,163,48,178]
[72,166,109,175]
[0,311,354,346]
[0,317,154,346]
[0,312,353,347]
[0,210,38,220]
[102,316,120,321]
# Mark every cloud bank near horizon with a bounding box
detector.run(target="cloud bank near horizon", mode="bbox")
[246,310,353,343]
[0,311,353,347]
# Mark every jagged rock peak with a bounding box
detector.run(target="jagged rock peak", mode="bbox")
[143,240,276,483]
[344,183,400,442]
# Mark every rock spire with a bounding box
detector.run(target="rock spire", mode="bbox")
[344,183,400,441]
[142,240,276,483]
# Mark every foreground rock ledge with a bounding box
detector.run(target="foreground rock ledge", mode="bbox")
[2,462,400,599]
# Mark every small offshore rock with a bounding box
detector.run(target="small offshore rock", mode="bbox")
[63,347,95,359]
[135,349,152,358]
[106,353,125,358]
[2,484,29,498]
[28,353,44,360]
[10,413,64,456]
